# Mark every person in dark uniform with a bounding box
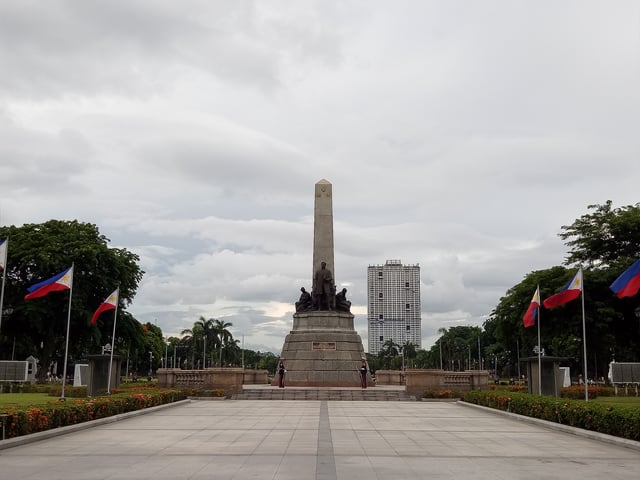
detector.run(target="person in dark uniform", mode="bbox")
[360,359,368,389]
[278,360,286,388]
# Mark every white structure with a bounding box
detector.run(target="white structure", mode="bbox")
[367,260,421,355]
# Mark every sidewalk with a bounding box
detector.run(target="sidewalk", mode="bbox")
[1,399,639,479]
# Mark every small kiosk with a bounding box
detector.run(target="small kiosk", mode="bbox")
[521,356,569,397]
[87,354,122,396]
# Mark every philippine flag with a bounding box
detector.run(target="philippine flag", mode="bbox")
[25,266,73,300]
[91,289,119,325]
[523,286,540,328]
[0,238,7,270]
[543,267,582,309]
[610,259,640,299]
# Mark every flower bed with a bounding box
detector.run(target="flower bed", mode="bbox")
[1,386,186,439]
[462,390,640,441]
[423,389,460,399]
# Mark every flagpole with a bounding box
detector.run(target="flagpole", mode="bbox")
[0,256,6,332]
[580,267,588,401]
[536,285,542,395]
[60,263,74,401]
[0,238,7,332]
[107,288,120,395]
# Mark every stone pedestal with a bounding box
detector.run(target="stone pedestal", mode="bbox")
[274,311,372,387]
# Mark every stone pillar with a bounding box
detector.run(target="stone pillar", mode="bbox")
[313,179,335,279]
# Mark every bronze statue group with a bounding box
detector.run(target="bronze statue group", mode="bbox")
[295,262,351,313]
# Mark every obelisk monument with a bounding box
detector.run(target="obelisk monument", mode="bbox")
[274,179,370,387]
[313,179,334,281]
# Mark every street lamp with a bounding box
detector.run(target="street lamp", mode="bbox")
[164,339,169,369]
[219,332,223,367]
[148,351,153,380]
[203,335,206,369]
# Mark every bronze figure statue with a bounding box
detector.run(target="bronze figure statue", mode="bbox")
[312,261,334,310]
[295,287,312,312]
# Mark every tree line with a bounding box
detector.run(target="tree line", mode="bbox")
[368,201,640,381]
[0,220,280,380]
[2,201,639,382]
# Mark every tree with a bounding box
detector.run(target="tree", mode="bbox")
[560,201,640,268]
[378,339,400,369]
[401,341,417,368]
[212,318,233,366]
[141,322,165,375]
[0,220,144,380]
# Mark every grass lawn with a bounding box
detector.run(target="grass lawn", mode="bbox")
[592,396,640,408]
[0,393,61,408]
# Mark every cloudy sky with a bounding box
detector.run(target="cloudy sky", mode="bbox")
[1,1,638,354]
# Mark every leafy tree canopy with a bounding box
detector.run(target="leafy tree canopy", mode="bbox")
[560,200,640,269]
[0,220,144,378]
[485,201,640,377]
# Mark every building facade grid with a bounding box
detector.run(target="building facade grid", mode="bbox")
[367,259,421,355]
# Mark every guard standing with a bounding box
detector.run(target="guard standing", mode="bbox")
[278,360,286,388]
[360,359,368,389]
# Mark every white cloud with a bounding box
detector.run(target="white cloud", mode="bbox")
[1,0,638,352]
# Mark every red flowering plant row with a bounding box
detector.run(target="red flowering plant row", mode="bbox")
[462,390,640,441]
[423,389,460,399]
[1,387,186,439]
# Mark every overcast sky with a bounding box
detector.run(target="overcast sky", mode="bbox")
[1,1,638,354]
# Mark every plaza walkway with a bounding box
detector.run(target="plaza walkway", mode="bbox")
[1,397,639,479]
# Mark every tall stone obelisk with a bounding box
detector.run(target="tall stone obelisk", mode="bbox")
[274,179,370,387]
[313,179,335,281]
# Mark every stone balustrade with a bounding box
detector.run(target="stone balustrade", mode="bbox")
[157,368,269,393]
[375,369,489,394]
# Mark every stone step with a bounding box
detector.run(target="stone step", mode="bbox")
[231,388,417,401]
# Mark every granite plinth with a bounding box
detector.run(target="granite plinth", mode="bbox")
[274,311,372,387]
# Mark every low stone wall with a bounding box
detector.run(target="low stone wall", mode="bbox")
[243,369,270,384]
[376,369,489,394]
[406,369,489,394]
[157,368,267,393]
[374,370,405,385]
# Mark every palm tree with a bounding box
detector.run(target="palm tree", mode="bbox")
[212,319,233,366]
[379,339,400,369]
[223,338,241,366]
[401,341,417,369]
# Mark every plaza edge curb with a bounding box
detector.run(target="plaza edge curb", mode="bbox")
[457,400,640,452]
[0,399,191,451]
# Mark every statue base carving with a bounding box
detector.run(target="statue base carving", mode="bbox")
[273,311,373,387]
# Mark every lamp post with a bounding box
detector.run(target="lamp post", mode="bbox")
[148,351,153,380]
[164,339,169,368]
[203,335,206,369]
[219,332,223,367]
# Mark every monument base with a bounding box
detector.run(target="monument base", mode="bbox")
[274,311,372,387]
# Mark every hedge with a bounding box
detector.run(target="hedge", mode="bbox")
[462,390,640,441]
[1,387,187,439]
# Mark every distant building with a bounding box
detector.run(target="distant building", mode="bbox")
[367,260,421,355]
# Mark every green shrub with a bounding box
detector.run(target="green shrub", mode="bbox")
[48,386,88,398]
[423,389,459,399]
[180,388,225,397]
[1,387,186,439]
[462,390,640,441]
[560,385,612,399]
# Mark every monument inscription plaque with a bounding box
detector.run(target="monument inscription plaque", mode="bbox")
[311,341,337,351]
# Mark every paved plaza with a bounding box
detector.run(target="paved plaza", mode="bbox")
[1,398,639,480]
